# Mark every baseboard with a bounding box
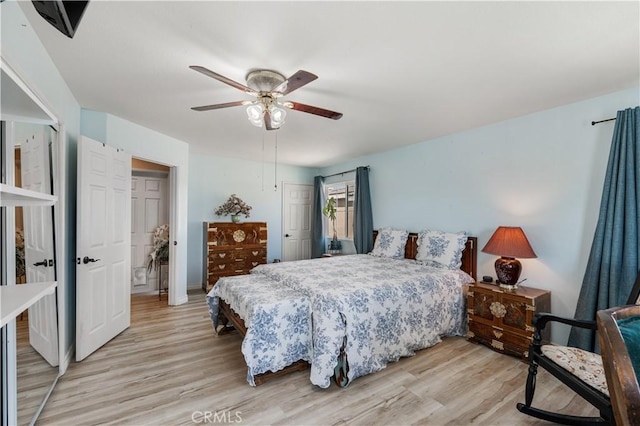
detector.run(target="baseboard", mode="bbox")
[174,294,189,305]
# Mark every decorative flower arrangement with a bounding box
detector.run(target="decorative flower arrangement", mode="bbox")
[147,224,169,273]
[15,228,25,277]
[214,194,252,218]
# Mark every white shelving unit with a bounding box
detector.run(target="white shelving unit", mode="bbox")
[0,183,57,206]
[0,282,57,328]
[1,184,58,328]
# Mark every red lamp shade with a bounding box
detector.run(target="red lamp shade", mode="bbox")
[482,226,537,288]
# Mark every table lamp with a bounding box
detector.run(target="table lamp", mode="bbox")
[482,226,537,289]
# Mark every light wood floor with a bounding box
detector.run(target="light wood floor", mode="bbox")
[16,311,59,425]
[37,290,597,425]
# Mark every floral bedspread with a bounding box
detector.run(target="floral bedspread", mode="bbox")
[207,275,312,386]
[251,254,474,388]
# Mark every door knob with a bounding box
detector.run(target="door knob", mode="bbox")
[33,259,48,267]
[285,234,290,237]
[83,256,101,264]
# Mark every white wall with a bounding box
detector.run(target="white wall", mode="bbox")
[321,87,640,344]
[81,109,191,305]
[187,153,318,285]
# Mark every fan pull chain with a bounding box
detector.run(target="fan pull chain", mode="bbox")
[261,132,265,192]
[274,132,278,191]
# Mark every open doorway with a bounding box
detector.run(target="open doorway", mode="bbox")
[130,158,170,302]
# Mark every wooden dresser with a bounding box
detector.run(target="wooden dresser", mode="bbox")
[467,281,551,360]
[202,221,267,292]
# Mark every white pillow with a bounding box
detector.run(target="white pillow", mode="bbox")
[416,230,468,269]
[369,228,409,259]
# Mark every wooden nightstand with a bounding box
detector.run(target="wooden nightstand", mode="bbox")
[467,281,551,360]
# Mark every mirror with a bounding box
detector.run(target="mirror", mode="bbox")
[1,63,62,426]
[9,122,59,426]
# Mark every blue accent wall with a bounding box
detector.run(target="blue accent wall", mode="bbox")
[320,87,640,344]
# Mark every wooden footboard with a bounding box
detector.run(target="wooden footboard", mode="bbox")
[217,298,247,335]
[217,298,309,385]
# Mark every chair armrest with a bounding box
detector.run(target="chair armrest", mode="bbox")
[531,313,597,346]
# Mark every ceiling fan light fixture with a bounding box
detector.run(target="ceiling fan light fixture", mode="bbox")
[246,104,264,127]
[270,106,287,128]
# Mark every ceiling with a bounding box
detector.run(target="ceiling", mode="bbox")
[17,1,640,167]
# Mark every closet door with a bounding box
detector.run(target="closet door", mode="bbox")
[130,174,168,293]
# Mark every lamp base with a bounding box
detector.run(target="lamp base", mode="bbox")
[494,256,522,287]
[498,282,519,290]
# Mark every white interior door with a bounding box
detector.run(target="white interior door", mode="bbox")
[20,125,59,367]
[282,183,313,261]
[76,136,132,361]
[131,174,168,293]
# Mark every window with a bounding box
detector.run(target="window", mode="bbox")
[325,181,355,239]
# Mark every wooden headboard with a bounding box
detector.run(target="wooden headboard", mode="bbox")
[372,231,477,281]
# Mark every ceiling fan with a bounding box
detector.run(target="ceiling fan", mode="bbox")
[189,66,343,130]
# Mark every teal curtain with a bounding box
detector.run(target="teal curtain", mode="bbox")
[354,166,373,254]
[311,175,325,258]
[568,106,640,351]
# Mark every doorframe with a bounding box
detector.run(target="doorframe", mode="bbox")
[78,116,188,306]
[130,169,169,294]
[127,154,181,305]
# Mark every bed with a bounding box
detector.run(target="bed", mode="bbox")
[207,230,477,388]
[208,274,313,385]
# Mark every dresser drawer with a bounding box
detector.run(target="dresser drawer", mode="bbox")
[468,319,532,358]
[243,248,267,261]
[208,251,238,266]
[210,247,265,260]
[208,259,263,271]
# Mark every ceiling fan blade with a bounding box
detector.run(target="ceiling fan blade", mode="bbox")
[284,101,343,120]
[189,66,257,95]
[273,70,318,95]
[191,100,252,112]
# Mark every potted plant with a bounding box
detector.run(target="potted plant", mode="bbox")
[147,224,169,273]
[322,197,341,251]
[214,194,252,223]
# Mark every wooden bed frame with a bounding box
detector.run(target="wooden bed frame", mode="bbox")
[216,232,478,385]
